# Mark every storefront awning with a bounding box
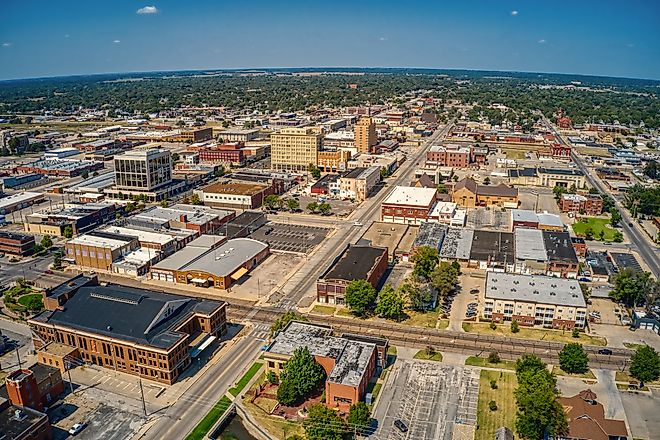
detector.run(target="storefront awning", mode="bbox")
[190,278,207,284]
[230,267,248,281]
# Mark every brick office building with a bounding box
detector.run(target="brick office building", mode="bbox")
[0,231,35,256]
[426,144,471,168]
[197,143,246,166]
[559,193,604,215]
[29,276,227,385]
[381,186,438,225]
[317,245,388,305]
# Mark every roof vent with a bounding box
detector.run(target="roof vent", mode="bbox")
[570,285,576,290]
[529,282,535,286]
[533,290,539,294]
[107,325,112,331]
[550,292,557,296]
[551,284,557,288]
[513,280,519,285]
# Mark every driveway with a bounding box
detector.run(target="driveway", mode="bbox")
[620,387,660,439]
[590,323,660,351]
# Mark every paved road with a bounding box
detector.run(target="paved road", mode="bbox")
[278,124,453,308]
[139,334,263,440]
[543,117,660,277]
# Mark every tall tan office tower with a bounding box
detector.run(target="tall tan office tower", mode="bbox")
[270,127,323,171]
[354,117,377,153]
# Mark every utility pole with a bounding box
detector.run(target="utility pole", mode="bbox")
[138,379,147,417]
[15,347,22,369]
[67,366,75,394]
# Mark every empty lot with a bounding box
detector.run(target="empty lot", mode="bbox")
[250,222,329,253]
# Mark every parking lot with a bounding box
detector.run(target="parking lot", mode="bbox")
[296,194,357,217]
[518,189,560,214]
[232,252,303,300]
[448,272,484,331]
[375,361,479,440]
[250,222,329,253]
[466,207,511,231]
[52,401,146,440]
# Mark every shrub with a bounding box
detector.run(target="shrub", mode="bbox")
[510,320,520,333]
[490,379,498,389]
[266,371,278,385]
[490,321,497,330]
[487,352,501,364]
[489,400,498,411]
[572,328,580,338]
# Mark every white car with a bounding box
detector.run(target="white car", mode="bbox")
[69,423,87,435]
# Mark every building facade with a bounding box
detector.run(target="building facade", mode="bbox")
[426,144,471,168]
[270,127,323,171]
[338,166,380,202]
[381,186,438,225]
[114,149,172,192]
[194,181,273,209]
[560,193,604,215]
[0,231,35,256]
[354,117,377,153]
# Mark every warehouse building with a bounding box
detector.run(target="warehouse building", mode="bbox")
[150,236,270,290]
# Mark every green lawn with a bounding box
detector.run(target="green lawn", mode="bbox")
[615,371,660,385]
[311,305,335,315]
[186,395,232,440]
[401,310,448,329]
[502,149,526,160]
[623,342,644,350]
[17,293,44,308]
[465,356,517,371]
[229,362,263,397]
[552,365,596,380]
[475,370,517,440]
[462,322,607,346]
[572,217,617,241]
[413,349,443,362]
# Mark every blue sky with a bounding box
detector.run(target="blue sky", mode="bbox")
[1,1,659,80]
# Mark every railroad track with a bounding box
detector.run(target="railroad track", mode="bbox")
[226,303,632,371]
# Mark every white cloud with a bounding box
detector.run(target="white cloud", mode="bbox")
[510,10,519,16]
[379,36,387,41]
[1,42,10,47]
[538,39,546,44]
[113,40,121,44]
[627,43,635,48]
[137,5,158,14]
[64,34,70,38]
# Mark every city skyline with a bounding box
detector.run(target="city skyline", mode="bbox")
[1,0,659,81]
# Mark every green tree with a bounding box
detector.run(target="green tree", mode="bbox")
[610,269,654,307]
[410,246,439,280]
[559,343,589,374]
[553,185,567,201]
[160,199,169,208]
[609,208,622,227]
[308,163,321,179]
[345,279,377,317]
[514,355,568,439]
[317,202,331,215]
[399,281,431,311]
[584,226,594,240]
[52,251,63,270]
[306,201,319,213]
[270,311,308,336]
[430,261,459,299]
[286,198,300,211]
[510,320,520,333]
[304,404,347,440]
[264,194,280,210]
[81,170,89,179]
[630,345,660,387]
[598,229,605,241]
[612,231,624,242]
[375,285,405,320]
[63,225,73,239]
[483,176,491,185]
[22,295,44,311]
[40,235,53,249]
[277,347,325,406]
[190,193,202,205]
[347,402,371,434]
[172,152,180,162]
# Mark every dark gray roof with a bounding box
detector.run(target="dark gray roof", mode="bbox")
[610,252,642,273]
[321,245,387,282]
[34,285,225,350]
[228,211,265,227]
[469,231,514,263]
[342,167,368,179]
[538,167,584,176]
[0,400,47,440]
[413,222,446,251]
[543,231,578,263]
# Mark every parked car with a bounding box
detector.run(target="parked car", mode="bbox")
[69,423,87,435]
[598,348,613,355]
[394,420,408,433]
[469,288,479,294]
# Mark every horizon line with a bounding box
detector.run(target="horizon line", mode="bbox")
[1,66,659,84]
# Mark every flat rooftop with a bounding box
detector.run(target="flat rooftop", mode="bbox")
[0,192,43,209]
[359,222,411,256]
[439,227,473,260]
[543,231,578,263]
[514,228,547,261]
[469,230,514,263]
[321,245,387,282]
[98,225,177,246]
[68,233,133,250]
[413,222,446,251]
[201,180,268,196]
[32,285,225,350]
[486,272,586,308]
[0,402,46,440]
[153,237,268,277]
[382,186,437,207]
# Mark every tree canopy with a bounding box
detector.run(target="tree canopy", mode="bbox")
[347,402,372,434]
[610,269,656,307]
[303,404,348,440]
[374,284,405,321]
[270,311,308,336]
[345,279,377,317]
[276,347,325,406]
[411,246,439,280]
[558,343,589,374]
[630,345,660,386]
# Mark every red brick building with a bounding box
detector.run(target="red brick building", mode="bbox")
[560,193,603,215]
[197,143,245,166]
[381,186,437,225]
[426,144,471,168]
[0,231,35,256]
[317,245,388,305]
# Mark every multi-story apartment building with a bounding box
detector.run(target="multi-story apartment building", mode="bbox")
[338,166,380,202]
[482,272,587,329]
[270,127,323,171]
[114,149,172,192]
[381,186,438,225]
[559,193,604,215]
[426,144,471,168]
[354,117,377,153]
[29,276,227,385]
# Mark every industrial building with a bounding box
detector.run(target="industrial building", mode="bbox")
[24,202,119,236]
[194,180,274,209]
[150,236,270,290]
[317,244,388,305]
